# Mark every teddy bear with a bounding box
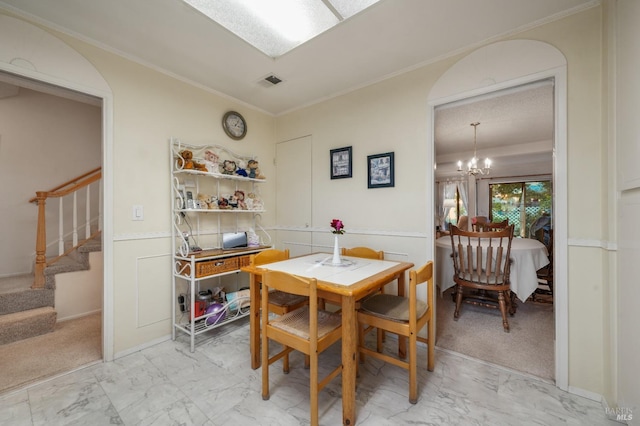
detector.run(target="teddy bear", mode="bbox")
[178,149,208,172]
[196,193,209,209]
[247,159,265,179]
[203,150,220,174]
[197,193,218,210]
[221,160,237,175]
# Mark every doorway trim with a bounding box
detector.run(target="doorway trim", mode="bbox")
[428,39,568,390]
[1,14,115,361]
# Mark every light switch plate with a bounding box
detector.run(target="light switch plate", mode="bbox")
[132,205,144,221]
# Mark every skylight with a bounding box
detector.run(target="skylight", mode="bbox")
[182,0,382,58]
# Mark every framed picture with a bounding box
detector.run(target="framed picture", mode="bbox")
[330,146,352,179]
[367,152,394,188]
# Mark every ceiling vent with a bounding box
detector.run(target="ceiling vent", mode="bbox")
[257,73,284,88]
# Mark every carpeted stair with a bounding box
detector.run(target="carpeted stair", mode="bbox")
[0,307,57,345]
[0,236,102,345]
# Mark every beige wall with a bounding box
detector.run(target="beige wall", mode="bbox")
[275,7,611,399]
[613,0,640,422]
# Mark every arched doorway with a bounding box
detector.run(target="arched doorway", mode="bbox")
[427,39,568,390]
[0,14,115,362]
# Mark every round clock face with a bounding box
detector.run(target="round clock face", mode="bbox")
[222,111,247,140]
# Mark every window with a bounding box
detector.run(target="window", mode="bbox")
[489,181,552,237]
[441,184,467,230]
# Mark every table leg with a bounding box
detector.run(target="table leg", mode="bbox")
[397,271,407,359]
[342,296,356,425]
[249,272,260,370]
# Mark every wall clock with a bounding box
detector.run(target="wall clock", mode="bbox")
[222,111,247,140]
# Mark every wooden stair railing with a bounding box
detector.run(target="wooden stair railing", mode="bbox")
[29,167,102,289]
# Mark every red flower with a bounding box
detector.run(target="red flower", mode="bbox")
[330,219,345,234]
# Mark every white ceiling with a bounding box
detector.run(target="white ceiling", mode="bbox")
[0,0,594,176]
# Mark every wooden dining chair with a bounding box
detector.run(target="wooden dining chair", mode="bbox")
[250,249,308,315]
[261,270,343,426]
[449,224,516,332]
[457,215,469,231]
[250,249,309,370]
[477,219,509,231]
[533,228,554,300]
[356,261,435,404]
[341,246,384,261]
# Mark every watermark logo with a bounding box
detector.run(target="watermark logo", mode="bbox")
[606,407,633,422]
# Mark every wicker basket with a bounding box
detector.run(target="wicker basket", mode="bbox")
[179,256,239,278]
[238,255,251,268]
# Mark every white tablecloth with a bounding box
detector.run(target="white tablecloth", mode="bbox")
[435,236,549,302]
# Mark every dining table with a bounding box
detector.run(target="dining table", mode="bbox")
[435,235,549,302]
[241,252,413,426]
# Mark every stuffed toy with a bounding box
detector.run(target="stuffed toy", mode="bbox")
[234,160,248,177]
[246,192,263,210]
[228,194,238,209]
[222,160,237,175]
[217,196,231,209]
[234,190,247,210]
[196,193,209,209]
[247,159,265,179]
[197,193,218,210]
[178,149,208,172]
[203,150,220,174]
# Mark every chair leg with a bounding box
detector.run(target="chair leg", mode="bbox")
[283,346,290,374]
[498,291,510,332]
[376,328,384,353]
[358,322,366,364]
[310,352,318,426]
[508,291,517,315]
[427,318,435,372]
[453,286,463,320]
[409,333,417,404]
[262,336,270,400]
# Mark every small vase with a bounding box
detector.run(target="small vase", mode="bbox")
[332,234,342,265]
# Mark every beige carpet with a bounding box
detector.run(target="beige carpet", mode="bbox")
[436,288,555,380]
[0,312,102,395]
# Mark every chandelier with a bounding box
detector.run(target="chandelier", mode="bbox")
[458,122,491,176]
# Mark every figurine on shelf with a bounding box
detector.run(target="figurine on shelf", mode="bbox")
[222,159,237,175]
[228,194,239,209]
[197,193,210,209]
[217,196,231,209]
[247,192,263,210]
[247,159,265,179]
[203,150,220,174]
[234,190,247,210]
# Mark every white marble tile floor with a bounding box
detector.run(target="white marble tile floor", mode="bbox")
[0,317,621,425]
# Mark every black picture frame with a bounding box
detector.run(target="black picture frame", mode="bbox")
[330,146,352,179]
[367,152,395,188]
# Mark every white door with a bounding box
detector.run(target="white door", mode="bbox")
[276,136,312,256]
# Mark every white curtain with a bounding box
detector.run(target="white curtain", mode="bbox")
[457,180,469,217]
